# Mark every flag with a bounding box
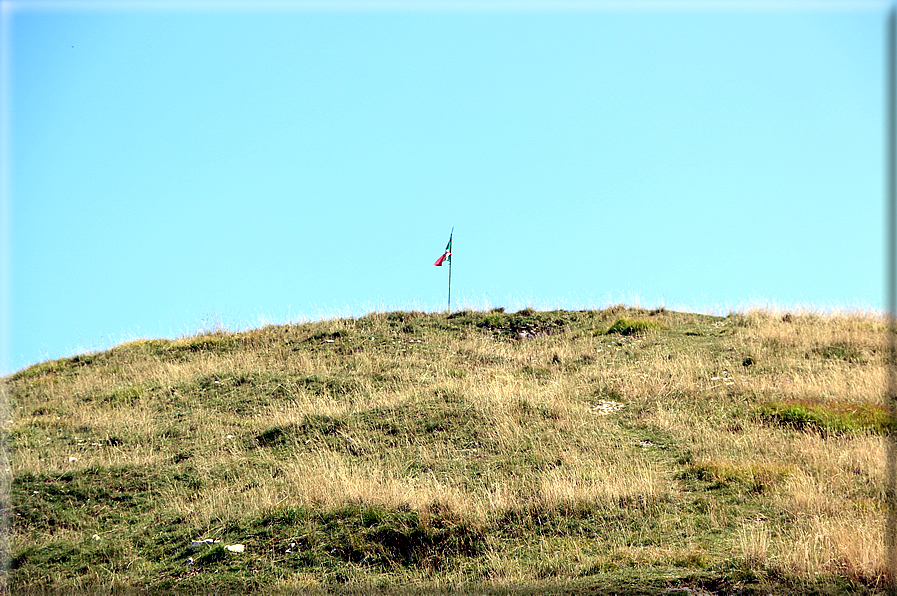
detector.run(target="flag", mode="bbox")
[434,233,452,266]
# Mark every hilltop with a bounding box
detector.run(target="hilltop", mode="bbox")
[2,306,889,594]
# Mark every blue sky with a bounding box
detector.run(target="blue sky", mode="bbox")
[0,1,888,374]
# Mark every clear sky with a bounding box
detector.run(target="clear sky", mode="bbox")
[0,1,888,375]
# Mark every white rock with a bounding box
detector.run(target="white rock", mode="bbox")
[92,534,100,541]
[68,457,78,462]
[225,544,245,553]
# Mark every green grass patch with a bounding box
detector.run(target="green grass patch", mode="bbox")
[811,342,871,364]
[253,504,485,571]
[605,317,665,336]
[680,459,793,493]
[759,399,894,434]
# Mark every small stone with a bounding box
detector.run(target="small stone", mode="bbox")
[92,534,100,541]
[225,544,245,553]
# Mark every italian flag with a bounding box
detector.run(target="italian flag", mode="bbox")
[434,234,452,266]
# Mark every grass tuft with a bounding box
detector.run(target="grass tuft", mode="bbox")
[759,400,893,435]
[605,316,665,336]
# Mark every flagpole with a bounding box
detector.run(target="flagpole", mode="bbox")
[434,228,453,313]
[447,228,453,313]
[448,257,452,313]
[886,6,897,581]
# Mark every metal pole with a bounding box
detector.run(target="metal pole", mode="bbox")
[887,8,897,591]
[448,257,452,313]
[884,8,897,592]
[447,228,453,313]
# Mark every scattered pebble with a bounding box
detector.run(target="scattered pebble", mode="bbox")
[68,457,78,462]
[92,534,100,541]
[225,544,245,553]
[591,400,625,415]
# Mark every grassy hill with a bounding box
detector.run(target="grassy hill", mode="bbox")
[2,306,890,594]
